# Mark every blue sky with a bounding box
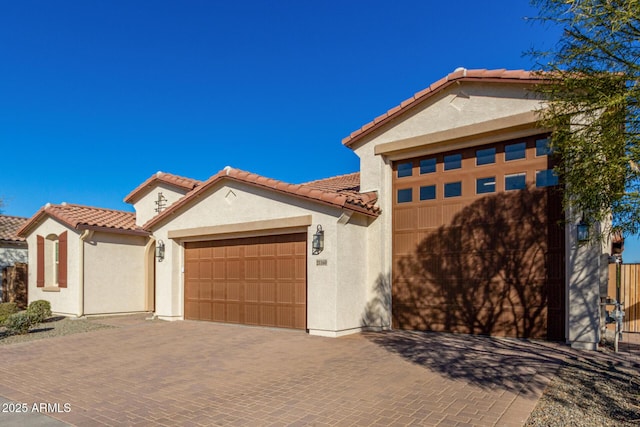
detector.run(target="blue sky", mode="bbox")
[1,1,638,261]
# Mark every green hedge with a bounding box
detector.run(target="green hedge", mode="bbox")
[27,300,52,324]
[5,311,32,335]
[0,303,19,325]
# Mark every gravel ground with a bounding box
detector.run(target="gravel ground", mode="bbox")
[1,316,638,425]
[0,316,114,345]
[526,345,640,427]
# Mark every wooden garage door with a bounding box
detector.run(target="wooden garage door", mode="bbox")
[392,134,565,340]
[184,233,306,329]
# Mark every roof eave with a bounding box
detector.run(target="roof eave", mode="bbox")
[143,173,380,231]
[77,224,150,236]
[343,74,548,149]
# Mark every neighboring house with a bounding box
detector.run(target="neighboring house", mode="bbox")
[0,215,29,299]
[17,69,610,349]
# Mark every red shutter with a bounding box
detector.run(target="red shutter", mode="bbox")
[36,235,45,287]
[58,231,68,288]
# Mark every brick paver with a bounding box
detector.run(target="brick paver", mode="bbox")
[0,317,604,426]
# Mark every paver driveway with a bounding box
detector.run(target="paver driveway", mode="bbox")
[0,317,572,426]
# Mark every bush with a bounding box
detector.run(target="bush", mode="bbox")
[0,302,18,325]
[27,300,52,324]
[5,311,33,335]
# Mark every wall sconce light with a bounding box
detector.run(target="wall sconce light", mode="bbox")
[156,239,165,262]
[312,225,324,255]
[577,219,590,243]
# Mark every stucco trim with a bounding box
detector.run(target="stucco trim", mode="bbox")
[374,111,548,159]
[167,215,313,241]
[42,286,61,292]
[77,224,150,237]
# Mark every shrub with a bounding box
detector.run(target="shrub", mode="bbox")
[5,311,33,335]
[27,300,52,324]
[0,302,18,325]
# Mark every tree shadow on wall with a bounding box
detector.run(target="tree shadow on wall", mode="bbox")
[360,273,392,330]
[392,188,564,339]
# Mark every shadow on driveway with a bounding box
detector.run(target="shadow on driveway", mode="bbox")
[365,330,582,395]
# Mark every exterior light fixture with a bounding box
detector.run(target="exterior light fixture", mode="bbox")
[577,219,590,243]
[312,225,324,255]
[156,239,165,262]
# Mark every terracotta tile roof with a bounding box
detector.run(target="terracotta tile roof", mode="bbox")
[343,68,546,148]
[301,172,360,193]
[143,167,380,230]
[124,171,202,204]
[0,215,28,242]
[17,203,148,237]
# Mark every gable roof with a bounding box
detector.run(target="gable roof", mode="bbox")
[124,171,202,204]
[17,203,149,237]
[143,167,380,230]
[342,68,546,148]
[0,215,28,243]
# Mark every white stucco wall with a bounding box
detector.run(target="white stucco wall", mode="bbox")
[83,231,147,315]
[132,183,190,227]
[151,180,372,336]
[25,218,81,316]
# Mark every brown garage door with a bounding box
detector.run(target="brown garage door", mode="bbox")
[392,134,565,340]
[184,233,307,329]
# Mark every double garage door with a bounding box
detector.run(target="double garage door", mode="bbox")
[184,233,307,329]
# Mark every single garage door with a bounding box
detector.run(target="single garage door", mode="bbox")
[392,134,565,340]
[184,233,307,329]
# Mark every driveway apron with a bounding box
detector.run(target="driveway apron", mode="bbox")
[0,318,570,426]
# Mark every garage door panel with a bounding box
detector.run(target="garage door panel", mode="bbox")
[213,303,225,321]
[295,282,306,305]
[211,261,224,279]
[226,282,241,301]
[244,304,260,325]
[295,307,305,329]
[245,282,260,302]
[260,243,276,257]
[198,261,212,280]
[213,247,225,258]
[295,259,305,280]
[261,305,277,326]
[198,302,212,321]
[245,260,260,279]
[277,282,294,304]
[226,303,241,323]
[277,242,293,256]
[260,259,276,279]
[294,241,306,256]
[244,244,259,257]
[184,233,306,329]
[185,301,198,319]
[277,259,295,280]
[227,261,241,280]
[261,282,276,303]
[185,260,199,280]
[199,282,212,300]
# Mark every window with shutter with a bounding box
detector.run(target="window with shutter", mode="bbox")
[36,235,45,287]
[58,231,67,288]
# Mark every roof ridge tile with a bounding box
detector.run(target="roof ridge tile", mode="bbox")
[343,68,545,147]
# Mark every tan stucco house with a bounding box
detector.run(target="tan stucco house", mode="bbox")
[17,204,149,316]
[18,68,610,349]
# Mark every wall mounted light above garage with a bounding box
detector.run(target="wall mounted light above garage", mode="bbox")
[312,225,324,255]
[156,239,165,262]
[577,219,590,243]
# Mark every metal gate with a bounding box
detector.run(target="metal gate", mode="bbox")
[608,263,640,333]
